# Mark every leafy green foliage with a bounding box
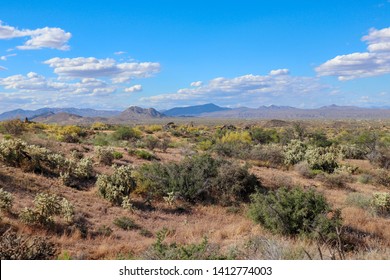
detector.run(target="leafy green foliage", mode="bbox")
[113,216,139,230]
[144,228,229,260]
[112,126,140,141]
[136,154,260,204]
[249,187,342,238]
[250,127,279,144]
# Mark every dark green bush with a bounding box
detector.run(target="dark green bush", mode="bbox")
[250,127,279,144]
[113,216,139,231]
[143,228,229,260]
[112,127,140,141]
[249,187,342,238]
[136,154,260,204]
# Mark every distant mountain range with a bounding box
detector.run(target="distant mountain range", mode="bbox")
[163,103,230,116]
[0,107,120,121]
[2,103,390,123]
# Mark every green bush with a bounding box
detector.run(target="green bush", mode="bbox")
[249,187,342,238]
[339,144,366,160]
[96,165,136,207]
[211,162,260,205]
[136,154,261,205]
[0,119,25,135]
[250,144,285,167]
[112,126,140,141]
[0,188,13,212]
[373,169,390,187]
[112,151,123,159]
[145,136,159,151]
[113,216,139,230]
[143,228,228,260]
[250,127,279,144]
[133,149,157,161]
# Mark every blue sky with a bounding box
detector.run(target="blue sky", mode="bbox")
[0,0,389,113]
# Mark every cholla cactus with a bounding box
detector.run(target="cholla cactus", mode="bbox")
[305,146,339,173]
[96,165,136,206]
[19,193,74,226]
[0,188,13,212]
[73,157,94,179]
[339,144,366,160]
[372,192,390,215]
[61,198,74,223]
[95,146,114,165]
[0,138,27,166]
[284,140,307,165]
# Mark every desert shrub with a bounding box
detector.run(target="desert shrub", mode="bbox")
[249,187,342,238]
[112,126,140,141]
[283,140,307,165]
[113,216,139,230]
[0,230,56,260]
[145,136,159,151]
[144,124,162,133]
[358,173,373,184]
[19,193,74,226]
[112,151,123,160]
[97,225,113,236]
[319,172,349,189]
[250,127,279,144]
[159,138,171,152]
[197,139,214,151]
[70,150,84,160]
[55,125,83,143]
[305,146,339,173]
[143,228,228,260]
[213,141,251,158]
[92,133,110,146]
[0,188,13,212]
[96,165,136,206]
[373,169,390,187]
[367,147,390,169]
[345,193,372,210]
[0,119,25,135]
[220,131,252,144]
[211,162,260,205]
[132,149,156,160]
[136,154,260,204]
[250,144,285,167]
[371,192,390,215]
[91,122,108,131]
[294,161,317,179]
[339,144,366,160]
[308,131,332,147]
[95,146,114,165]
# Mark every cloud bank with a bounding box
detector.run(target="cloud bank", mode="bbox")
[316,27,390,80]
[0,21,71,50]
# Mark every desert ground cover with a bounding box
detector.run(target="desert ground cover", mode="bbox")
[0,118,390,260]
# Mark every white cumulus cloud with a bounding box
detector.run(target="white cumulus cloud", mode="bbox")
[190,81,203,87]
[44,57,160,83]
[124,84,142,93]
[316,27,390,80]
[141,72,330,107]
[0,21,71,50]
[269,69,290,76]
